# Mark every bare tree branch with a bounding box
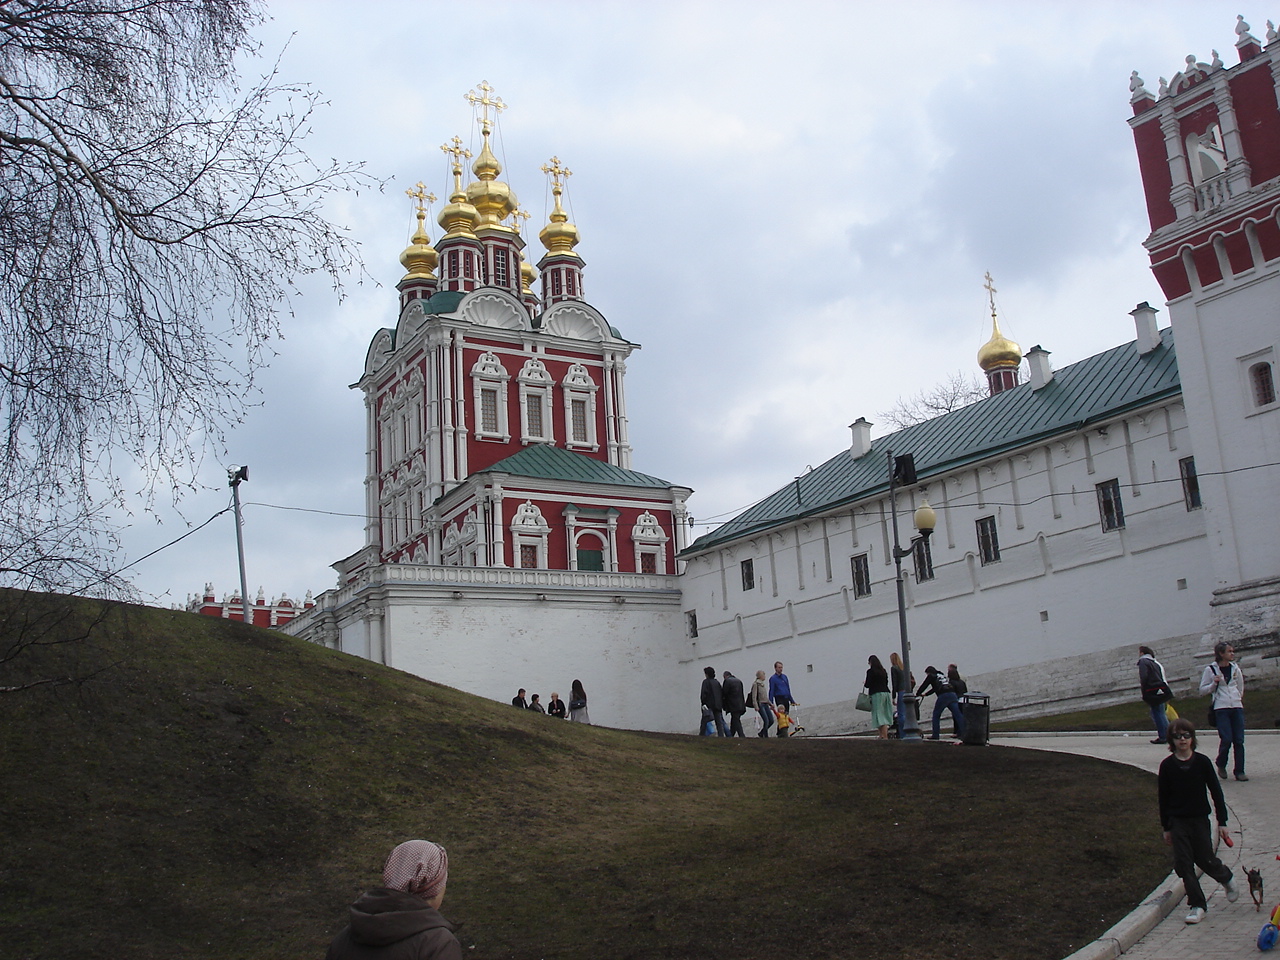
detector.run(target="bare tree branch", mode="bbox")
[878,371,989,429]
[0,0,373,599]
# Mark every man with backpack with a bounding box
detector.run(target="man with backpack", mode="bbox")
[916,665,965,741]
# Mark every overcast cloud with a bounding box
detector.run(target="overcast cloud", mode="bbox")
[116,1,1251,608]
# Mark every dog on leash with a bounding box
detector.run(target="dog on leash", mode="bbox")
[1247,867,1264,911]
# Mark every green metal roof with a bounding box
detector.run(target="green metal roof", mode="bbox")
[475,443,674,488]
[684,328,1181,556]
[424,290,465,314]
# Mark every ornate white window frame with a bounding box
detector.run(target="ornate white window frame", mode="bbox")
[518,358,555,444]
[471,352,511,441]
[562,363,599,451]
[631,510,668,574]
[510,500,551,569]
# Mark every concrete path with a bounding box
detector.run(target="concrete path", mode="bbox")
[992,731,1280,960]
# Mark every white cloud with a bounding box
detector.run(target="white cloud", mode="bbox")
[115,0,1255,603]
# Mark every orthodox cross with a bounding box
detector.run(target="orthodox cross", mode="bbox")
[465,81,506,129]
[440,136,472,170]
[983,271,998,320]
[510,207,531,234]
[405,182,436,220]
[541,155,572,191]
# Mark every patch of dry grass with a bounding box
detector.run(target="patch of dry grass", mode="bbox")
[0,592,1167,960]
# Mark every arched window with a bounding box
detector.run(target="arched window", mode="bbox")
[1251,361,1276,407]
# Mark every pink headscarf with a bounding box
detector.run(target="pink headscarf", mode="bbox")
[382,840,448,901]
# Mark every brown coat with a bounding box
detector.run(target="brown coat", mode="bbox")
[325,888,462,960]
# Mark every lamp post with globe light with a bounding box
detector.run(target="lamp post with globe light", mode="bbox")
[886,450,936,742]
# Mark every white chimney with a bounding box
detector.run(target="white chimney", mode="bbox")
[1131,301,1161,355]
[849,418,873,459]
[1027,345,1053,390]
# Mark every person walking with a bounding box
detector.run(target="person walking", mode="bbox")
[750,669,774,738]
[1158,718,1239,924]
[865,655,893,739]
[547,692,567,719]
[721,670,747,737]
[325,839,462,960]
[916,665,964,741]
[700,666,727,737]
[568,679,590,724]
[768,661,795,714]
[1138,645,1172,744]
[889,651,906,737]
[1200,641,1247,780]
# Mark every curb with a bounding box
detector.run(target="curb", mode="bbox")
[994,729,1280,739]
[1060,871,1184,960]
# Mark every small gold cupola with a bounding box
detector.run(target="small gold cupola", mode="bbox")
[537,156,585,306]
[538,156,581,260]
[977,272,1022,395]
[464,82,517,230]
[399,182,438,281]
[437,137,480,239]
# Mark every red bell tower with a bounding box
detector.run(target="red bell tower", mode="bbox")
[1128,16,1280,649]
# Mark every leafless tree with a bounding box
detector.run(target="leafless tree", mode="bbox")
[0,0,369,598]
[878,371,989,429]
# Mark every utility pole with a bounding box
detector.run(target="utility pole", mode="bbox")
[228,465,250,623]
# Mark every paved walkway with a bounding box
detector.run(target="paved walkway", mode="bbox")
[992,731,1280,960]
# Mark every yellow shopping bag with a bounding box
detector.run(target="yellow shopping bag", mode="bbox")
[1165,702,1178,721]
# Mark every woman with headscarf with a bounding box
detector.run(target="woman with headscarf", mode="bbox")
[568,679,590,723]
[326,839,462,960]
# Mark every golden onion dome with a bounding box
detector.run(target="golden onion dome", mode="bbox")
[521,259,536,294]
[438,159,480,239]
[539,184,580,258]
[466,128,517,227]
[399,216,437,280]
[977,315,1022,371]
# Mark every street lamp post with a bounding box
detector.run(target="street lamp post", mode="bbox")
[886,450,936,742]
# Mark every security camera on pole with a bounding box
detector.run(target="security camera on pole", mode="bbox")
[227,465,250,624]
[886,451,936,742]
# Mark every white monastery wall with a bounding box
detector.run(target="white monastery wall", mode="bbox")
[1168,271,1280,589]
[288,564,690,733]
[678,399,1215,734]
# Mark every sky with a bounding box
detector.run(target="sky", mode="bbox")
[117,0,1259,609]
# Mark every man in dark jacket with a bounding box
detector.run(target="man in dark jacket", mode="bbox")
[721,670,747,737]
[916,665,965,741]
[700,666,727,737]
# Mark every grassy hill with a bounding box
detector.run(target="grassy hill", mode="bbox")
[0,592,1168,960]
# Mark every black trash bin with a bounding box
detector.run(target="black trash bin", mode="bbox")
[960,693,989,746]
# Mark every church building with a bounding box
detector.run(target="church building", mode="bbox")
[286,23,1279,733]
[283,84,694,729]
